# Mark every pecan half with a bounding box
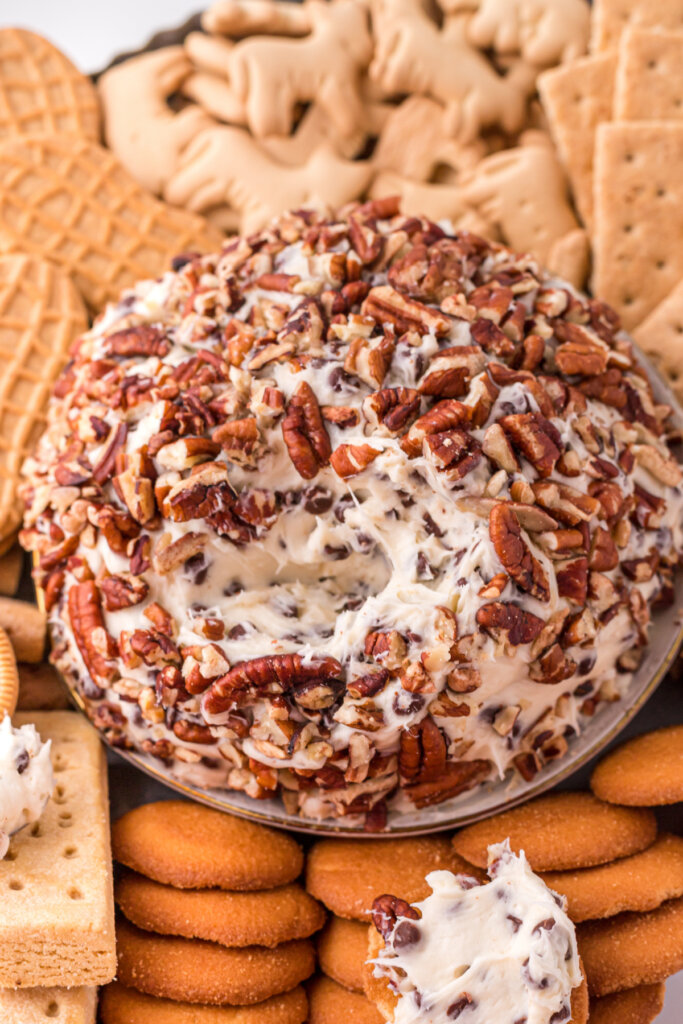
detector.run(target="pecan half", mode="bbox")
[203,654,342,714]
[68,581,118,684]
[103,325,170,358]
[100,573,149,612]
[212,417,260,465]
[424,429,482,480]
[400,400,471,457]
[372,894,420,940]
[490,503,549,601]
[556,557,588,604]
[476,602,545,646]
[363,387,421,435]
[404,760,491,809]
[362,285,450,336]
[399,717,446,784]
[531,481,599,526]
[281,381,331,480]
[418,346,486,398]
[499,413,563,478]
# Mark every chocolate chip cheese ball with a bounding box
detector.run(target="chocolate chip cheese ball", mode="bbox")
[21,199,683,822]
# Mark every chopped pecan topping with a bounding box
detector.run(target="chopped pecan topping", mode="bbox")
[281,381,331,480]
[362,285,450,336]
[418,346,486,398]
[363,387,421,435]
[103,325,170,358]
[401,399,471,457]
[100,573,149,612]
[476,602,545,646]
[372,894,420,940]
[330,443,381,478]
[203,654,342,714]
[424,429,482,480]
[499,413,563,478]
[68,581,118,684]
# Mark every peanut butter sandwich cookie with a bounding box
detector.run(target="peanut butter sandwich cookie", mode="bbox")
[0,625,19,719]
[20,202,683,826]
[542,833,683,922]
[452,792,657,871]
[112,801,303,890]
[577,896,683,997]
[365,840,588,1024]
[116,917,315,1005]
[116,870,325,948]
[100,981,308,1024]
[308,975,384,1024]
[317,915,369,992]
[591,726,683,806]
[306,837,472,921]
[588,982,666,1024]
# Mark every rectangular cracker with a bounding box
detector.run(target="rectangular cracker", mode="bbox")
[615,28,683,120]
[0,712,116,988]
[593,121,683,331]
[538,53,616,230]
[632,279,683,402]
[0,986,96,1024]
[591,0,683,54]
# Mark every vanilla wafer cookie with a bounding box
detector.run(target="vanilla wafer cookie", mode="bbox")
[101,982,308,1024]
[0,254,87,548]
[591,726,683,806]
[0,29,100,142]
[0,711,115,987]
[0,135,224,310]
[0,985,96,1024]
[0,626,18,718]
[317,915,368,992]
[588,983,665,1024]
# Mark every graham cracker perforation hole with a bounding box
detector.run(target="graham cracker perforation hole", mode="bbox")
[68,886,83,900]
[8,879,23,890]
[44,1001,59,1018]
[4,849,17,861]
[63,845,77,858]
[29,822,42,837]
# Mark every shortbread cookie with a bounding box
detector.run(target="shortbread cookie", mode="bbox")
[0,134,223,310]
[308,975,384,1024]
[591,0,683,53]
[0,711,115,987]
[116,917,315,1005]
[112,801,303,890]
[99,47,215,194]
[0,985,96,1024]
[578,897,683,997]
[615,28,683,121]
[317,916,368,992]
[538,52,616,230]
[116,871,325,947]
[100,982,308,1024]
[591,726,683,806]
[306,838,473,921]
[452,793,657,871]
[593,121,683,330]
[17,662,71,712]
[632,280,683,403]
[0,626,18,717]
[0,597,46,662]
[0,28,99,141]
[542,834,683,922]
[588,983,666,1024]
[0,253,87,549]
[0,546,22,596]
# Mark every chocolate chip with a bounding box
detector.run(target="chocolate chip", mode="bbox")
[423,512,443,537]
[303,485,333,514]
[576,653,596,676]
[393,920,421,949]
[15,749,29,774]
[507,914,523,932]
[183,552,208,585]
[458,876,482,890]
[324,543,351,560]
[392,691,425,716]
[328,366,357,394]
[334,495,354,522]
[447,994,474,1019]
[549,1004,570,1023]
[227,624,247,639]
[533,918,556,935]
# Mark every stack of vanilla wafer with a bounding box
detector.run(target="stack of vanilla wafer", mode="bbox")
[100,800,324,1022]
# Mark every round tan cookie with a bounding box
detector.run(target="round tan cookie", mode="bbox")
[542,833,683,922]
[116,871,325,948]
[306,838,475,921]
[364,928,589,1024]
[308,975,384,1024]
[116,918,315,1005]
[588,983,666,1024]
[100,982,308,1024]
[112,801,303,890]
[317,916,369,992]
[591,726,683,806]
[577,896,683,997]
[0,626,19,718]
[452,793,657,871]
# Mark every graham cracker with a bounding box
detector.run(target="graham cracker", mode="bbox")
[0,712,116,988]
[632,279,683,403]
[0,986,96,1024]
[615,28,683,121]
[592,121,683,331]
[538,53,616,231]
[591,0,683,54]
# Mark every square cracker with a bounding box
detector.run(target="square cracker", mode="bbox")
[539,53,616,230]
[0,712,116,988]
[591,0,683,53]
[0,987,96,1024]
[593,122,683,331]
[632,279,683,402]
[615,28,683,121]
